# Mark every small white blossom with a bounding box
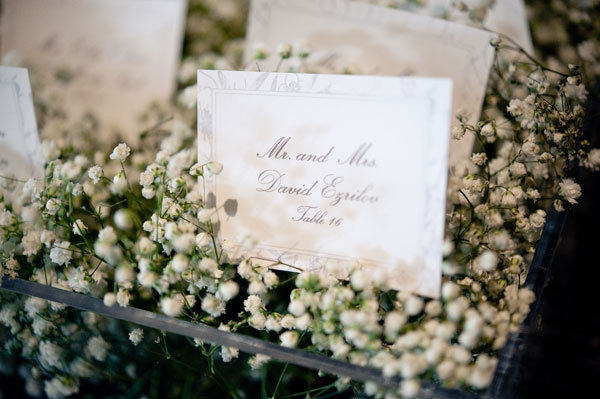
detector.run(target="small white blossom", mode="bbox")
[480,123,495,137]
[161,296,184,317]
[88,165,104,183]
[21,230,43,256]
[109,143,131,162]
[87,336,109,361]
[277,43,292,58]
[400,379,420,398]
[217,280,240,302]
[195,232,212,248]
[171,254,189,273]
[72,219,87,236]
[137,271,157,287]
[201,294,225,317]
[474,250,498,272]
[103,292,117,307]
[45,199,61,215]
[244,295,262,314]
[558,178,582,204]
[197,208,212,223]
[262,270,279,288]
[405,295,424,316]
[249,354,270,369]
[116,289,131,307]
[98,226,118,244]
[471,152,487,166]
[583,148,600,171]
[114,209,134,230]
[129,328,144,346]
[50,241,72,266]
[280,331,299,348]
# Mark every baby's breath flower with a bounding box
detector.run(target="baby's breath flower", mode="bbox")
[262,270,279,288]
[88,165,104,184]
[480,123,495,138]
[451,125,466,140]
[197,208,212,223]
[179,85,197,109]
[244,295,262,314]
[558,178,582,204]
[253,43,268,60]
[405,295,424,316]
[116,289,131,307]
[137,271,157,287]
[249,354,270,369]
[171,254,189,273]
[456,108,471,123]
[583,148,600,171]
[111,171,128,195]
[471,152,487,166]
[87,336,109,361]
[201,294,225,317]
[474,250,498,272]
[21,230,43,256]
[49,241,72,266]
[277,43,292,59]
[139,170,154,187]
[161,296,183,317]
[217,280,240,302]
[103,293,117,307]
[142,187,156,199]
[442,281,460,300]
[506,98,526,116]
[280,331,299,348]
[128,328,144,346]
[109,143,131,162]
[45,199,60,215]
[72,219,87,236]
[295,41,311,58]
[400,379,420,398]
[114,209,134,230]
[70,183,83,196]
[195,232,211,248]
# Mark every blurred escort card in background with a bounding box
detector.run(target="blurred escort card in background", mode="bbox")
[0,66,42,182]
[245,0,496,166]
[0,0,188,143]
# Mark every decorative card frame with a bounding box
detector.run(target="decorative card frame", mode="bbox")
[197,70,451,298]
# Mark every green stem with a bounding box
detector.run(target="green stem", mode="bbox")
[271,363,289,398]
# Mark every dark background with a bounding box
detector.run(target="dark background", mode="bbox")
[513,84,600,398]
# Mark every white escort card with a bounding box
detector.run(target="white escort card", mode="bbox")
[0,66,43,181]
[245,0,496,166]
[197,70,452,298]
[0,0,188,143]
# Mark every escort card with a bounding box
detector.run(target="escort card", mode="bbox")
[1,0,188,143]
[197,70,452,298]
[245,0,496,166]
[0,66,43,181]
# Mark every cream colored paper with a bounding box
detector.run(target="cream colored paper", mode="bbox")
[0,66,43,181]
[245,0,496,166]
[197,70,452,298]
[423,0,534,54]
[1,0,188,143]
